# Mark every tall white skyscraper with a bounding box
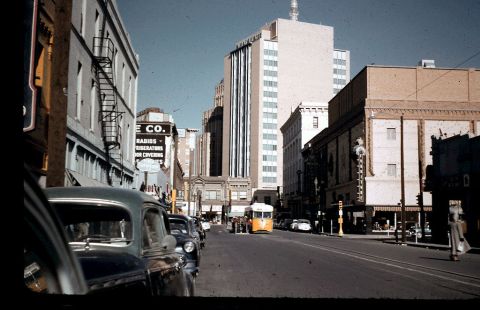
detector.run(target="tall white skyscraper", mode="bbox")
[222,17,349,200]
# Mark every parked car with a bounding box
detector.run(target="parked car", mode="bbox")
[409,225,432,238]
[45,186,194,296]
[24,165,88,295]
[192,217,207,248]
[168,214,202,279]
[292,219,312,232]
[289,219,299,231]
[281,219,293,230]
[200,218,211,232]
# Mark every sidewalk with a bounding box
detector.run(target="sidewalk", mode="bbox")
[319,232,480,254]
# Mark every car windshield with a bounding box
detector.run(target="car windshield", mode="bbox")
[169,219,188,234]
[52,203,133,246]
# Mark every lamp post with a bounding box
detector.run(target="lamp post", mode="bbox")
[338,200,344,237]
[314,177,320,233]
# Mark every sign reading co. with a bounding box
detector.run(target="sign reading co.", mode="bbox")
[136,122,171,135]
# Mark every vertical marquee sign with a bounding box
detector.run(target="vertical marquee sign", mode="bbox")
[24,0,38,132]
[135,122,172,166]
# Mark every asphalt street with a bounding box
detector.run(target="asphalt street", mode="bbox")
[195,224,480,299]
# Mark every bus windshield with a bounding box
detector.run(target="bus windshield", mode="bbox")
[263,212,272,219]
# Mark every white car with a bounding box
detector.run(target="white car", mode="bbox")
[294,219,312,232]
[201,219,211,232]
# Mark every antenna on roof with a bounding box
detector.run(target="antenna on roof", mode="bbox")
[290,0,299,21]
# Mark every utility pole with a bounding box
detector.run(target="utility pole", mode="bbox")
[188,150,192,216]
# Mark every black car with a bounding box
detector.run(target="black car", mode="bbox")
[192,217,207,248]
[45,186,194,296]
[24,165,88,295]
[168,214,201,279]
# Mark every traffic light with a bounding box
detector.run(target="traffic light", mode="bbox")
[416,193,421,206]
[338,200,343,210]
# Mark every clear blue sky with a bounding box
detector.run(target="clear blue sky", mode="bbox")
[116,0,480,130]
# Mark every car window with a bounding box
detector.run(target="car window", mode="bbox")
[52,203,133,246]
[142,207,168,250]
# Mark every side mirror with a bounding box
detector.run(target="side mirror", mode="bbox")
[161,235,177,251]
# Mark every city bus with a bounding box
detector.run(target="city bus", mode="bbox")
[244,203,274,233]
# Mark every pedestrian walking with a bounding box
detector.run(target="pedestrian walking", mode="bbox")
[448,204,471,261]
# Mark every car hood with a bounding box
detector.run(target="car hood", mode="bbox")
[74,249,145,284]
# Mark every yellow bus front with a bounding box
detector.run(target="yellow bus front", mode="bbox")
[251,217,273,233]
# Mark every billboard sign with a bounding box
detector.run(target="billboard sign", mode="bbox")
[135,122,171,165]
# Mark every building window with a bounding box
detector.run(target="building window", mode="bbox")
[387,128,396,140]
[262,177,277,183]
[263,133,277,140]
[263,144,277,151]
[387,164,397,177]
[205,191,217,200]
[263,91,277,98]
[264,60,278,67]
[121,63,125,98]
[128,76,132,108]
[262,166,277,172]
[90,80,95,130]
[76,62,83,120]
[313,117,318,129]
[264,70,277,77]
[239,192,247,200]
[80,0,86,36]
[126,124,130,161]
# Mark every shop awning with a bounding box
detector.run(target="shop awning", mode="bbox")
[66,169,110,187]
[373,206,432,212]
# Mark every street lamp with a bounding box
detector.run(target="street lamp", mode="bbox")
[314,177,321,233]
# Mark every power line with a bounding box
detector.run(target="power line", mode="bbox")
[404,49,480,100]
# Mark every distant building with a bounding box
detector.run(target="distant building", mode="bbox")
[333,49,350,95]
[177,128,199,178]
[281,102,329,218]
[222,17,350,205]
[303,65,480,234]
[199,79,224,176]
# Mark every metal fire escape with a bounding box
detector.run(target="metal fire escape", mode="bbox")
[93,35,124,186]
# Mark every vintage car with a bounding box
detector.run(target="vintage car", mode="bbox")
[168,214,202,279]
[200,218,211,232]
[292,219,313,232]
[45,186,194,296]
[192,216,207,248]
[24,165,88,295]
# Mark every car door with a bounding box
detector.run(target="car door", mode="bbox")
[141,205,189,296]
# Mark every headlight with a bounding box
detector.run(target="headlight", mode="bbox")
[183,241,195,253]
